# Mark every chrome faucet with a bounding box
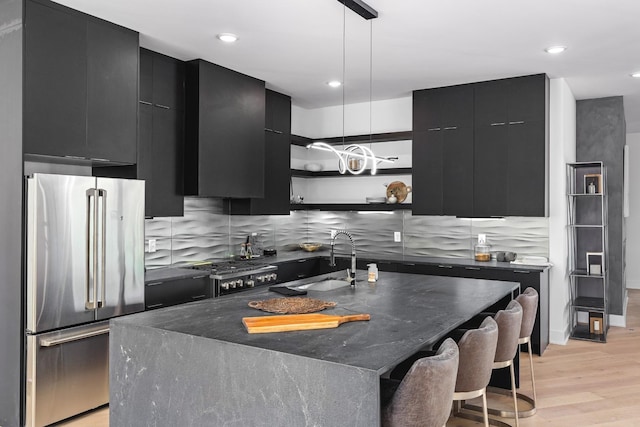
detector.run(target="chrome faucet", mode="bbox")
[329,230,357,285]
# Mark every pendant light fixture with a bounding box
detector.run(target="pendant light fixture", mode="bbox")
[307,0,396,175]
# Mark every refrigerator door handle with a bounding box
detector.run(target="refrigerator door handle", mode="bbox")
[86,188,99,310]
[39,326,110,347]
[98,188,107,308]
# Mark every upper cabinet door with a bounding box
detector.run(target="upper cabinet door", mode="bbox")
[474,80,509,126]
[185,60,266,198]
[24,0,88,158]
[86,19,138,163]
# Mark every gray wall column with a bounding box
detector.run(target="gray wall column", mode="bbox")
[576,96,626,316]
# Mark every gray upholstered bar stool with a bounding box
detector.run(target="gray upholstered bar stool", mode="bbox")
[463,300,523,427]
[502,287,539,418]
[450,316,498,427]
[380,338,459,427]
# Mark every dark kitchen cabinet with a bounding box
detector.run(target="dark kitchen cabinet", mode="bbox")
[97,49,185,217]
[85,19,138,163]
[412,86,474,216]
[474,74,548,217]
[185,59,266,198]
[23,0,138,164]
[276,258,327,284]
[412,74,548,217]
[228,90,291,215]
[145,275,211,310]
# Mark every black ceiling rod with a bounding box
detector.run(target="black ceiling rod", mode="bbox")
[336,0,378,20]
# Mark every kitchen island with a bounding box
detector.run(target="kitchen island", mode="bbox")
[110,271,518,426]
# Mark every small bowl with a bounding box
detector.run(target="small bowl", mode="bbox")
[299,242,322,252]
[304,163,323,172]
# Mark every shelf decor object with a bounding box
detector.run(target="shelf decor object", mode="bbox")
[567,161,609,343]
[306,142,395,175]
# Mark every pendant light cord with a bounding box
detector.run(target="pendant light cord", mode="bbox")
[342,2,346,149]
[369,20,373,148]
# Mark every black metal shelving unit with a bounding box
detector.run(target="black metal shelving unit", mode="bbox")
[567,161,608,343]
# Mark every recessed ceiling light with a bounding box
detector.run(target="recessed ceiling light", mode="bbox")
[327,81,342,88]
[217,33,238,43]
[631,72,640,78]
[545,46,567,54]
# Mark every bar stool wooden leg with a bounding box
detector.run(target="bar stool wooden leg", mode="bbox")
[482,391,489,427]
[527,340,537,404]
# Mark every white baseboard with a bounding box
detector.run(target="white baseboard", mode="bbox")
[549,329,569,345]
[626,279,640,290]
[609,294,629,327]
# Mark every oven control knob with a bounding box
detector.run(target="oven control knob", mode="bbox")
[246,279,255,288]
[229,281,236,289]
[237,279,244,288]
[257,275,265,283]
[270,273,278,281]
[221,282,229,290]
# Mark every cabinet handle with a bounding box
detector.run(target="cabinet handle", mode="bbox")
[146,303,164,309]
[297,274,307,278]
[64,155,86,160]
[490,122,506,126]
[90,158,110,162]
[265,128,274,132]
[274,130,284,134]
[403,263,416,266]
[298,259,308,263]
[191,294,207,300]
[155,104,170,109]
[146,282,163,287]
[509,121,525,125]
[427,127,441,131]
[443,126,458,130]
[437,264,453,269]
[465,266,481,270]
[513,270,531,274]
[139,100,152,105]
[192,275,208,279]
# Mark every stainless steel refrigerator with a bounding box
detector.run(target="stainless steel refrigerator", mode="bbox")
[24,173,145,427]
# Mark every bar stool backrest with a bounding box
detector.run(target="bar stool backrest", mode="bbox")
[515,288,539,340]
[493,300,523,363]
[455,316,498,393]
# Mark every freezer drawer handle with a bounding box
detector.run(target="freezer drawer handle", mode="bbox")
[39,326,109,347]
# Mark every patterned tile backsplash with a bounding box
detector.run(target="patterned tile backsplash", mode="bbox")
[145,198,549,268]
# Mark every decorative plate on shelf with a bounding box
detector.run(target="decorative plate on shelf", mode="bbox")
[248,297,337,314]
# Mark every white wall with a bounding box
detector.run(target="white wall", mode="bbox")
[626,133,640,289]
[548,78,576,345]
[292,97,412,138]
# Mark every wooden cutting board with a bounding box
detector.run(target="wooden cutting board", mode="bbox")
[242,313,371,334]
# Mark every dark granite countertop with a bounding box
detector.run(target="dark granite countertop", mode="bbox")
[115,270,518,375]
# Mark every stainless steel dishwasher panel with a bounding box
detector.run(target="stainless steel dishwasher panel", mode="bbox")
[25,321,109,427]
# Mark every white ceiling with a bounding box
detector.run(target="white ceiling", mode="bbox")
[52,0,640,132]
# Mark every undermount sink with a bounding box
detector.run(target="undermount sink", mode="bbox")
[295,279,352,292]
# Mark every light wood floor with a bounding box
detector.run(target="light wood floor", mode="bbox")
[57,290,640,427]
